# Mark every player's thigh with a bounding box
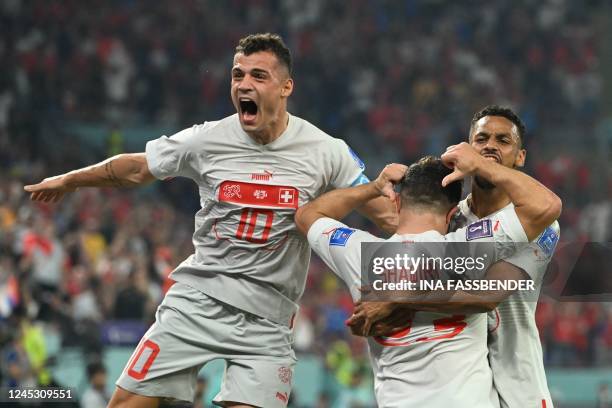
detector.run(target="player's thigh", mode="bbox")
[116,283,223,402]
[214,357,296,408]
[108,385,159,408]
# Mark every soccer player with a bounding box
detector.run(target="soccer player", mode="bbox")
[295,146,561,407]
[23,33,395,408]
[352,106,560,407]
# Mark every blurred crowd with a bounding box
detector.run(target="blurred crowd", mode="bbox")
[1,0,612,406]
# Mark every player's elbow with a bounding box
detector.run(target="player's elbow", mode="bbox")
[377,212,399,234]
[547,194,562,222]
[536,194,562,229]
[125,154,155,185]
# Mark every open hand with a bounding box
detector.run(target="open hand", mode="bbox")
[24,175,75,203]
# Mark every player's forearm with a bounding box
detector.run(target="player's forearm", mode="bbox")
[64,153,155,188]
[357,196,398,234]
[394,291,497,313]
[475,160,561,240]
[295,182,381,234]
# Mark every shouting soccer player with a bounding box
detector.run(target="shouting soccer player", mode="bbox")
[295,147,561,407]
[351,106,560,407]
[24,33,395,408]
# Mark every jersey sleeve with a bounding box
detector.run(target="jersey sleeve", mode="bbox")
[445,206,529,263]
[145,124,208,181]
[307,217,381,300]
[329,139,370,188]
[503,221,560,280]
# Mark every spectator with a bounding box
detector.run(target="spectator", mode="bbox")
[81,361,109,408]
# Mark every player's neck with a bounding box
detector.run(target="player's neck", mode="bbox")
[396,210,448,236]
[247,111,289,145]
[469,183,511,218]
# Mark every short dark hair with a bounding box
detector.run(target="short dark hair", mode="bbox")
[235,33,292,75]
[86,361,106,380]
[399,156,462,214]
[470,105,526,146]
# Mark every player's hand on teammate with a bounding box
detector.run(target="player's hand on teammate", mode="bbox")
[347,300,396,336]
[367,307,414,337]
[373,163,408,201]
[24,175,75,203]
[441,142,486,187]
[347,301,414,337]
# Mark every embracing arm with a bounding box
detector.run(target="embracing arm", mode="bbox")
[356,197,398,234]
[295,163,406,236]
[24,153,155,203]
[348,261,529,336]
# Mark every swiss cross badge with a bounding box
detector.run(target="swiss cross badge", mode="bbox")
[278,188,295,205]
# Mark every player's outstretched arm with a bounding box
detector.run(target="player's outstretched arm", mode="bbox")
[441,143,561,240]
[295,163,407,235]
[24,153,155,203]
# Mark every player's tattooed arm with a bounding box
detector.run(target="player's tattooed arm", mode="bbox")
[103,160,125,187]
[24,153,156,203]
[296,163,406,235]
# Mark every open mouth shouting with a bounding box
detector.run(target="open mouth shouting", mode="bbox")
[239,98,259,126]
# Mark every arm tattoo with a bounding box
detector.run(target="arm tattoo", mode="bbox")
[104,160,125,187]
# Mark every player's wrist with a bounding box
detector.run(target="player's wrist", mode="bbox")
[365,180,383,199]
[473,156,497,181]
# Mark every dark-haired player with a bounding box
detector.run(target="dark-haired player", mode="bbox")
[24,33,395,408]
[353,106,560,407]
[295,148,561,407]
[458,106,560,407]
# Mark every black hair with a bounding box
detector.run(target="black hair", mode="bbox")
[87,361,106,380]
[235,33,292,75]
[399,156,462,214]
[470,105,526,146]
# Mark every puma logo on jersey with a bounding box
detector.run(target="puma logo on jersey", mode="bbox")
[251,170,274,181]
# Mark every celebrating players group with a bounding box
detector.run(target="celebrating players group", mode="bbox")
[25,33,561,408]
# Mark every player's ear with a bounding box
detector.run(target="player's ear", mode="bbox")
[445,206,459,226]
[281,78,293,98]
[514,148,526,168]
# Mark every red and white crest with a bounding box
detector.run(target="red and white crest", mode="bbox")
[278,366,292,384]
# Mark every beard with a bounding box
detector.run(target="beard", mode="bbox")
[474,174,496,190]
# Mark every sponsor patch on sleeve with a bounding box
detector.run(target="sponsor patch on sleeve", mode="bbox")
[329,227,356,246]
[348,147,366,170]
[466,219,493,241]
[350,173,370,186]
[536,226,559,257]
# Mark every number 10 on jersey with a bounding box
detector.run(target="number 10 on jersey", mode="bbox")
[236,208,274,243]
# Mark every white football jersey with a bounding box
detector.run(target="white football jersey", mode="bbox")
[307,206,529,408]
[457,197,560,408]
[145,113,368,326]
